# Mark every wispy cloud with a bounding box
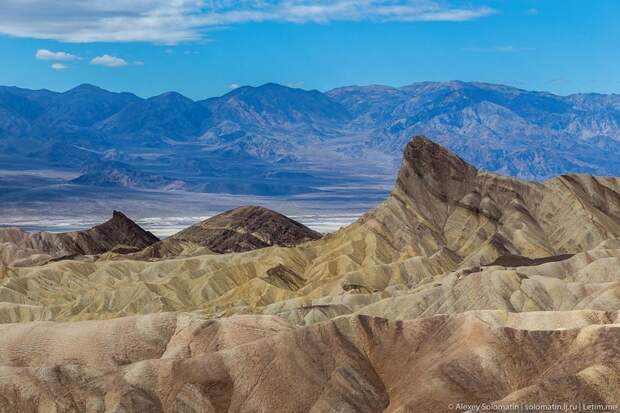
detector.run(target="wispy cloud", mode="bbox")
[286,81,305,88]
[227,83,241,90]
[90,54,128,67]
[462,45,533,53]
[0,1,497,44]
[35,49,78,61]
[51,63,68,70]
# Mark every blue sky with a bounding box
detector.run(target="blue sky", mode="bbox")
[1,0,618,99]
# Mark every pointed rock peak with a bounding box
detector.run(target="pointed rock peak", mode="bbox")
[401,136,477,177]
[95,211,159,244]
[104,210,136,229]
[395,136,478,203]
[111,210,132,223]
[107,210,148,230]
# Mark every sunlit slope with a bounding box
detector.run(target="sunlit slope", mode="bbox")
[0,311,618,412]
[1,136,619,323]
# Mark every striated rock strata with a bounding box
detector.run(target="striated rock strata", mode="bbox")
[0,136,619,411]
[170,205,323,253]
[0,312,617,412]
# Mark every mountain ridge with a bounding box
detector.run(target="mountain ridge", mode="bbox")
[2,81,620,204]
[2,135,619,321]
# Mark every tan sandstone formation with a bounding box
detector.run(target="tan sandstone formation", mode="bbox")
[0,136,618,411]
[2,136,618,323]
[0,311,617,412]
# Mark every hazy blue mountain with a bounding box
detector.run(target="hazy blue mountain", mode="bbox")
[201,83,350,132]
[0,84,141,141]
[97,91,210,142]
[328,81,620,178]
[1,80,620,201]
[196,83,352,162]
[39,84,140,129]
[28,142,104,167]
[0,86,50,137]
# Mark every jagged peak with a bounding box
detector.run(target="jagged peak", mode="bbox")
[402,136,474,169]
[111,210,132,222]
[394,136,478,202]
[93,211,159,244]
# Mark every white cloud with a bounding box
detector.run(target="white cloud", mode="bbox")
[51,63,68,70]
[0,1,497,44]
[90,54,128,67]
[462,45,533,53]
[35,49,78,61]
[227,83,240,90]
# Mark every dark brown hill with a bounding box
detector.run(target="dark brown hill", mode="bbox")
[0,211,158,266]
[171,206,322,253]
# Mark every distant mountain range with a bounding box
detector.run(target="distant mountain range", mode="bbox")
[1,80,620,197]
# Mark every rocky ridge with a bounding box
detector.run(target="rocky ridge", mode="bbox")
[0,311,618,412]
[0,136,618,411]
[1,136,619,322]
[0,211,158,266]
